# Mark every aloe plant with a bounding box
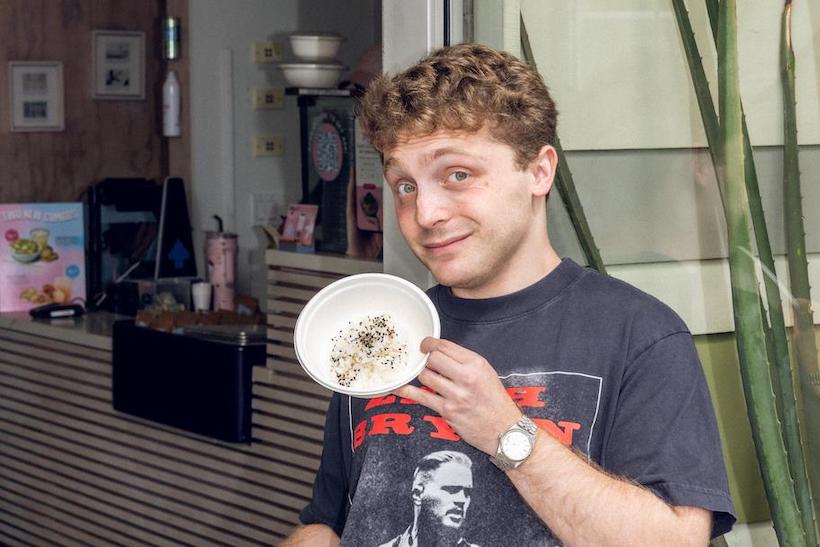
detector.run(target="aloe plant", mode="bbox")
[719,0,808,544]
[673,2,817,541]
[782,0,820,538]
[520,15,606,274]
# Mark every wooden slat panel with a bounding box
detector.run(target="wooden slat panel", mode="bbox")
[0,328,111,362]
[0,444,304,533]
[0,335,110,373]
[266,249,381,276]
[0,366,297,477]
[268,270,338,289]
[0,425,290,543]
[267,314,297,329]
[253,365,275,384]
[267,284,317,302]
[267,299,306,315]
[255,384,331,413]
[254,371,332,398]
[253,398,329,426]
[252,414,325,443]
[0,448,243,546]
[268,357,311,378]
[261,251,385,537]
[0,479,160,546]
[267,342,298,360]
[267,328,294,343]
[0,353,110,390]
[252,427,324,457]
[0,393,317,490]
[0,360,110,401]
[0,511,79,547]
[0,528,35,547]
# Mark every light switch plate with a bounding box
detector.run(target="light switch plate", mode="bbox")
[251,41,282,64]
[253,135,284,157]
[252,87,284,110]
[250,193,277,224]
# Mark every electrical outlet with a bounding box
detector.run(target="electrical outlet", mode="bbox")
[253,135,284,157]
[251,41,282,64]
[251,87,284,110]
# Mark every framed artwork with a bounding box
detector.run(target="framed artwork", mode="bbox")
[8,61,64,132]
[92,30,145,100]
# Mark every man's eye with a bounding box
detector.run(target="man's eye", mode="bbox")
[396,182,416,195]
[447,171,470,183]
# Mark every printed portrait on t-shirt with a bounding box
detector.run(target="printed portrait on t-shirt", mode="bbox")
[376,450,480,547]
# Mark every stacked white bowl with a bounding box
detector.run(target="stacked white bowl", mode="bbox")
[279,33,346,88]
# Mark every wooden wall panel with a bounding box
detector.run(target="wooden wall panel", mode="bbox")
[165,0,191,187]
[0,0,168,202]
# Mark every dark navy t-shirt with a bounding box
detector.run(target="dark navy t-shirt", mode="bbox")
[300,259,736,545]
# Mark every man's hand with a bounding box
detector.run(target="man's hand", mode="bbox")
[394,337,522,455]
[281,524,340,546]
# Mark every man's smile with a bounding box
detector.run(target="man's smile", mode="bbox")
[423,234,470,253]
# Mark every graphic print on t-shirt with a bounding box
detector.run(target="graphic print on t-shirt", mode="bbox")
[340,371,602,547]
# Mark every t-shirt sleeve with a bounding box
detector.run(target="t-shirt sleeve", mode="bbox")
[299,393,350,536]
[601,331,736,538]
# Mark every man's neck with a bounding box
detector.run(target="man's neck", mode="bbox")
[451,246,561,299]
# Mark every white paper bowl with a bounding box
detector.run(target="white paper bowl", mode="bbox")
[289,33,345,61]
[294,273,440,398]
[278,62,345,88]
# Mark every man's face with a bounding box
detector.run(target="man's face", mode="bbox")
[420,461,474,529]
[383,130,555,298]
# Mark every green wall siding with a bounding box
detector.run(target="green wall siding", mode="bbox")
[696,332,771,524]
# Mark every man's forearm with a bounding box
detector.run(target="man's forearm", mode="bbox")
[281,524,340,547]
[507,430,712,547]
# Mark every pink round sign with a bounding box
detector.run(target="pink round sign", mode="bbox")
[310,121,344,182]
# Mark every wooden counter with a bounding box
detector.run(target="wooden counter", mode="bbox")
[0,249,381,546]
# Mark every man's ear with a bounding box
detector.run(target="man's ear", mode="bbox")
[530,144,558,198]
[412,484,424,506]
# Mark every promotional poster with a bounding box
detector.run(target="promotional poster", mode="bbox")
[0,203,86,312]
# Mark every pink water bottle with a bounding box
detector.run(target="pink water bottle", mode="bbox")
[206,220,237,311]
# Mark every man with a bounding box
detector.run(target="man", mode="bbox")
[378,451,478,547]
[284,43,735,546]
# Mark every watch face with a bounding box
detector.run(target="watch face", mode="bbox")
[501,430,532,461]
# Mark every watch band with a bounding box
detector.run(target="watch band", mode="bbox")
[516,415,538,436]
[490,415,537,471]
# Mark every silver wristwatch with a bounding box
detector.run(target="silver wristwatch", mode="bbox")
[490,415,538,471]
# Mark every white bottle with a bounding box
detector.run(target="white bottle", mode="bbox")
[162,70,181,137]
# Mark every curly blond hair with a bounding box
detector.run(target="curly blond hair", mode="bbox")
[357,43,557,169]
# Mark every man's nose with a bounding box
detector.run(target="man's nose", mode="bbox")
[414,184,452,228]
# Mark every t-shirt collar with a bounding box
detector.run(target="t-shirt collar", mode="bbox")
[431,257,586,323]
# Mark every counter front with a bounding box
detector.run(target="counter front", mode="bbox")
[0,311,301,545]
[0,249,382,545]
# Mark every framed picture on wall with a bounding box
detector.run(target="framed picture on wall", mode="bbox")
[92,30,145,100]
[8,61,64,132]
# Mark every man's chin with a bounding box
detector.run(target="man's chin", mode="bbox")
[421,260,469,288]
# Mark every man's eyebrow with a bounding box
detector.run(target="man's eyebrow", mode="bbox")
[424,147,486,165]
[383,147,486,174]
[383,156,400,173]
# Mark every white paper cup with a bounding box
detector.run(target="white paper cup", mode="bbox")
[191,282,212,311]
[294,273,441,398]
